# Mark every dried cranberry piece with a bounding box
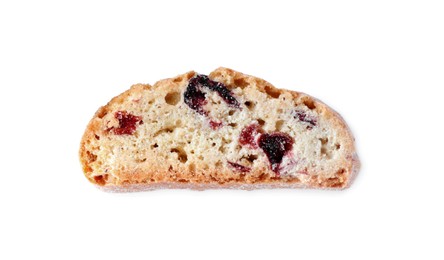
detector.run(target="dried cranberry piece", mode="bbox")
[258,133,294,175]
[227,161,251,173]
[294,110,317,129]
[209,120,223,130]
[113,111,143,135]
[184,74,240,115]
[239,124,263,148]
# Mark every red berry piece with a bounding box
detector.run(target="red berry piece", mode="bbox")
[258,132,294,175]
[239,124,263,148]
[113,111,143,135]
[209,120,223,130]
[294,110,317,129]
[227,161,251,173]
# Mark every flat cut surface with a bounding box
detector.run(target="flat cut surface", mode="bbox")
[80,68,359,190]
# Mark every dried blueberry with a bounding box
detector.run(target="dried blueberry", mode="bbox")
[184,74,240,115]
[258,133,294,175]
[183,76,208,115]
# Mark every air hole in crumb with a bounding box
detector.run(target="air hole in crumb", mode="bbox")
[286,178,300,183]
[264,85,281,98]
[86,151,97,163]
[219,143,227,153]
[178,179,189,183]
[257,173,267,181]
[321,147,328,155]
[171,147,187,163]
[330,181,343,188]
[148,100,154,105]
[303,98,316,110]
[212,143,216,147]
[186,72,195,80]
[151,143,159,149]
[165,92,181,105]
[93,174,108,186]
[275,120,284,131]
[320,138,332,159]
[228,110,236,116]
[135,158,147,163]
[189,163,196,172]
[335,143,341,150]
[97,108,108,119]
[277,109,283,113]
[229,123,237,128]
[247,154,258,163]
[244,101,255,110]
[211,99,222,106]
[94,134,100,140]
[257,119,265,126]
[234,78,249,88]
[154,127,174,137]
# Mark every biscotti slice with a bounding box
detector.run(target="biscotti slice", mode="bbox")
[79,67,359,191]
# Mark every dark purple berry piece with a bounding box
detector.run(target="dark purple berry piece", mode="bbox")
[113,111,143,135]
[184,74,240,115]
[258,132,294,175]
[206,80,240,108]
[228,161,251,173]
[183,76,208,115]
[239,124,263,148]
[294,110,317,129]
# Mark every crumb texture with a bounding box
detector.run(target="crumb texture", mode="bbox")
[80,68,359,190]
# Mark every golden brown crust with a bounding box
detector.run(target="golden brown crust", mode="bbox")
[79,67,360,190]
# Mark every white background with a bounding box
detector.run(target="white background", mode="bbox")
[1,0,443,259]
